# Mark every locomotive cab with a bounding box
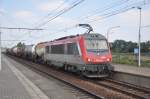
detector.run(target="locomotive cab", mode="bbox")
[85,38,112,64]
[80,33,113,77]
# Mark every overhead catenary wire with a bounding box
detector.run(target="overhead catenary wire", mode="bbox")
[86,0,150,23]
[26,0,85,41]
[50,0,150,33]
[1,40,26,41]
[33,0,130,32]
[33,0,70,26]
[75,0,130,21]
[87,7,135,23]
[24,0,131,40]
[26,0,84,39]
[141,25,150,28]
[0,26,43,47]
[35,0,85,28]
[45,0,131,32]
[29,6,144,40]
[0,27,44,30]
[20,0,150,44]
[52,1,142,32]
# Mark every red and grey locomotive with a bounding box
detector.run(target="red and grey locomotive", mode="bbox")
[9,24,114,78]
[35,24,113,77]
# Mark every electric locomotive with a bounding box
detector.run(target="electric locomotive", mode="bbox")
[35,24,113,77]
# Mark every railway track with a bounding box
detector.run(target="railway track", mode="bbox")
[7,54,150,99]
[94,79,150,99]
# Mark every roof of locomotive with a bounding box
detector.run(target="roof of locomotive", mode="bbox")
[36,33,106,47]
[82,33,106,40]
[54,33,106,41]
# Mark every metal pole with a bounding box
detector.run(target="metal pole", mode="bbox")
[0,30,1,71]
[0,12,2,71]
[107,26,120,42]
[107,30,109,42]
[138,7,142,67]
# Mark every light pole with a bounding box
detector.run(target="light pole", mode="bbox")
[0,12,2,71]
[0,30,1,71]
[107,26,120,42]
[137,7,142,67]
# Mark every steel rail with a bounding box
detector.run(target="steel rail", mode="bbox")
[93,79,150,99]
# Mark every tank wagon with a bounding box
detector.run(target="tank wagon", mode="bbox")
[23,44,35,60]
[11,46,24,56]
[34,42,47,62]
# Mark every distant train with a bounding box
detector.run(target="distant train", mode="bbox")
[7,24,114,78]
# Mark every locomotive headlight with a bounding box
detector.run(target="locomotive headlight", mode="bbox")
[107,58,110,61]
[87,58,91,62]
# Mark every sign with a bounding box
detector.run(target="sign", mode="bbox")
[134,48,139,54]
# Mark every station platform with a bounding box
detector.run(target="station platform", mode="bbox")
[113,64,150,77]
[0,55,49,99]
[1,54,93,99]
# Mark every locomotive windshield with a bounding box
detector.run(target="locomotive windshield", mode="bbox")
[85,39,109,53]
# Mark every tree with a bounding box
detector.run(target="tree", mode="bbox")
[17,42,25,49]
[111,40,149,53]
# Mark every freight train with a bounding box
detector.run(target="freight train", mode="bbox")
[6,24,114,78]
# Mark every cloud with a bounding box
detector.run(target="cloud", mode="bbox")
[54,16,78,24]
[37,0,69,12]
[39,16,79,32]
[110,9,150,41]
[28,16,79,41]
[14,11,34,19]
[87,8,150,42]
[141,9,150,26]
[13,10,40,26]
[0,8,6,15]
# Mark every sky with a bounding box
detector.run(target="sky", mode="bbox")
[0,0,150,48]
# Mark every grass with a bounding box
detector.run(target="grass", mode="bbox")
[112,53,150,67]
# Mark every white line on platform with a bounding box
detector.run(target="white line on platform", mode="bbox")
[3,57,50,99]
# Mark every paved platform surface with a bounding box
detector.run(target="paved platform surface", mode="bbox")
[0,55,50,99]
[0,56,31,99]
[113,64,150,77]
[1,54,94,99]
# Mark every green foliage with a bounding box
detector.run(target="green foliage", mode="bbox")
[112,53,150,67]
[141,41,150,52]
[111,40,150,67]
[16,42,25,48]
[111,40,150,53]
